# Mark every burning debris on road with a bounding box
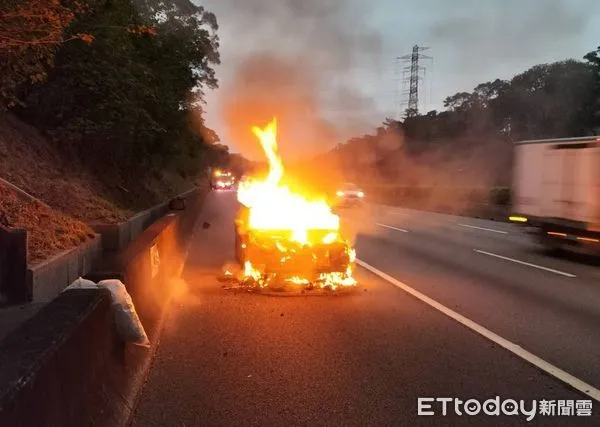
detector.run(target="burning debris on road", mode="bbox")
[220,118,358,293]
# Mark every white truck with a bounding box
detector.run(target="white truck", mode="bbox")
[510,136,600,254]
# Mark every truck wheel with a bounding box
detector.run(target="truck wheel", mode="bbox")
[539,232,563,256]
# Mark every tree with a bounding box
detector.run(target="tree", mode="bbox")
[583,46,600,133]
[382,117,401,132]
[473,79,509,102]
[19,0,221,177]
[443,92,477,112]
[0,0,94,111]
[507,60,595,138]
[435,61,595,140]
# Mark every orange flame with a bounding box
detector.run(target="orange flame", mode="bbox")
[236,118,356,290]
[237,118,340,245]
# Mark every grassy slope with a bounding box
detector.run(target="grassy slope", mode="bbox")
[0,185,95,263]
[0,113,132,224]
[0,113,202,263]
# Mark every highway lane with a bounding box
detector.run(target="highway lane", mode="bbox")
[131,192,600,426]
[346,203,600,282]
[369,204,599,276]
[343,204,600,394]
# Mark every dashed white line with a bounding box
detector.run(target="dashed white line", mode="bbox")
[458,223,508,234]
[355,259,600,402]
[474,250,576,278]
[376,223,409,233]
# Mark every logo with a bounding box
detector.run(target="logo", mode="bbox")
[418,397,592,421]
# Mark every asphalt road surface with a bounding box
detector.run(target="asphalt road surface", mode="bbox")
[130,191,600,426]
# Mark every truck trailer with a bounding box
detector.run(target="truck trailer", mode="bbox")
[510,136,600,254]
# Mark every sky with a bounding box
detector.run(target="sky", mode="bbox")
[196,0,600,161]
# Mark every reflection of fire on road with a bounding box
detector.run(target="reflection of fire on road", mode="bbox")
[224,118,357,292]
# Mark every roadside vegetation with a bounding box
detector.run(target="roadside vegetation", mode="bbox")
[0,0,228,262]
[331,48,600,215]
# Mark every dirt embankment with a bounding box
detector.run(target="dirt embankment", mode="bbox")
[0,113,200,263]
[0,185,95,263]
[0,113,132,223]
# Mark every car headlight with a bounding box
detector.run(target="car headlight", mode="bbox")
[336,191,344,196]
[358,191,364,198]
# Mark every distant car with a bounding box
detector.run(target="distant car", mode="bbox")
[213,179,234,190]
[210,169,235,190]
[334,182,365,207]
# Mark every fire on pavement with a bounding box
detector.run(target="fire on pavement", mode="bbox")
[221,118,357,292]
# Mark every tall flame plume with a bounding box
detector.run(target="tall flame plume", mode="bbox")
[238,118,340,244]
[236,118,356,290]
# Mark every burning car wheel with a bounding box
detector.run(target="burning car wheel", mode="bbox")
[234,226,246,265]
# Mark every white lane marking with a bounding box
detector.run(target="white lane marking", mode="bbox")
[475,250,576,278]
[458,223,508,234]
[356,259,600,402]
[376,223,409,233]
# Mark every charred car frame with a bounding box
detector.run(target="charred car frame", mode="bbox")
[234,204,354,282]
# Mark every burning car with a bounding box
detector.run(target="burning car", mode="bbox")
[230,118,357,291]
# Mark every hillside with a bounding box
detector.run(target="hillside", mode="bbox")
[0,184,94,263]
[0,113,131,224]
[0,113,202,263]
[0,0,227,265]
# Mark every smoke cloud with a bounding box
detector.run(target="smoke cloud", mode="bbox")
[198,0,597,207]
[427,0,592,60]
[201,0,383,161]
[415,0,598,108]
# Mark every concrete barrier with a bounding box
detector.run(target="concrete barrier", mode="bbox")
[91,187,198,252]
[25,187,201,303]
[0,289,115,427]
[27,235,102,302]
[0,187,206,427]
